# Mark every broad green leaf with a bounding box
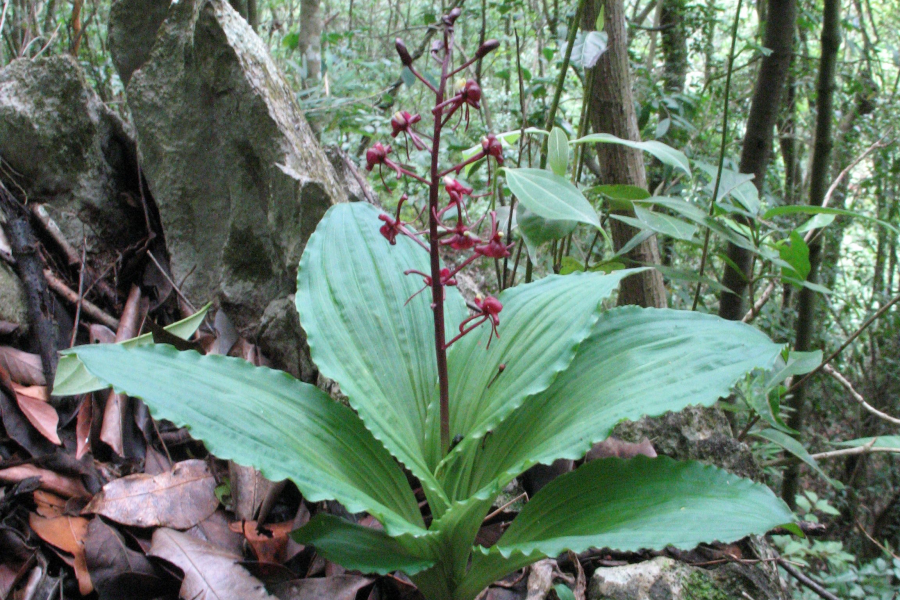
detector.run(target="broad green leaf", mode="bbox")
[293,514,437,575]
[66,344,424,533]
[834,436,900,449]
[52,304,211,397]
[633,204,698,240]
[751,428,837,486]
[766,350,822,388]
[763,205,900,235]
[795,213,835,233]
[585,184,650,210]
[450,307,782,497]
[436,270,645,500]
[571,133,691,176]
[296,202,467,514]
[503,168,601,229]
[516,204,577,258]
[777,231,811,283]
[457,457,794,600]
[636,197,757,252]
[571,30,608,68]
[547,127,569,177]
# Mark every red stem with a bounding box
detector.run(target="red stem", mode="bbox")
[431,29,453,456]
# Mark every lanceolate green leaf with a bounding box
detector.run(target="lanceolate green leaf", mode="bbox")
[751,428,837,486]
[296,202,466,512]
[834,436,900,449]
[453,308,782,498]
[763,205,900,235]
[571,133,691,176]
[547,127,569,177]
[66,344,424,534]
[52,303,211,397]
[503,168,601,229]
[436,270,645,500]
[293,514,437,575]
[458,457,793,600]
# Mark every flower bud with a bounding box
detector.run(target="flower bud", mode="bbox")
[475,39,500,59]
[365,142,391,171]
[395,38,413,66]
[444,7,462,25]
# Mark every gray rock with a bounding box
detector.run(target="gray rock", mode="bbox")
[108,0,171,86]
[589,556,785,600]
[125,0,346,332]
[0,261,27,333]
[0,56,145,257]
[613,405,760,480]
[257,295,316,382]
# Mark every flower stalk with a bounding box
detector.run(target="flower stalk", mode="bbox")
[371,11,501,456]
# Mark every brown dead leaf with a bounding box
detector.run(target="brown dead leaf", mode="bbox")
[149,528,275,600]
[270,575,375,600]
[84,518,173,600]
[12,384,60,444]
[88,324,117,344]
[83,459,218,529]
[0,347,45,386]
[34,490,68,517]
[100,391,127,456]
[0,465,89,498]
[187,510,245,557]
[585,437,657,461]
[229,521,294,563]
[28,511,93,595]
[75,394,92,459]
[0,384,56,456]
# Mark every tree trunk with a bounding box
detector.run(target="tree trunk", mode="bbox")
[247,0,259,31]
[718,0,796,321]
[781,0,841,509]
[299,0,323,83]
[660,0,688,93]
[583,0,667,308]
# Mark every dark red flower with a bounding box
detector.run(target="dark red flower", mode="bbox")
[366,142,392,171]
[474,211,514,259]
[441,221,480,251]
[446,294,503,349]
[481,134,504,165]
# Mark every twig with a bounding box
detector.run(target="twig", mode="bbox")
[788,289,900,394]
[43,268,119,330]
[763,438,899,467]
[777,557,841,600]
[692,0,744,310]
[69,241,86,348]
[741,134,891,322]
[823,364,900,424]
[483,492,527,523]
[857,521,900,560]
[146,251,196,313]
[30,204,80,266]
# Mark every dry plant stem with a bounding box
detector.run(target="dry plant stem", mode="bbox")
[432,29,453,457]
[788,289,900,394]
[146,251,197,313]
[822,364,900,424]
[43,268,119,330]
[30,204,80,266]
[69,242,86,348]
[776,558,840,600]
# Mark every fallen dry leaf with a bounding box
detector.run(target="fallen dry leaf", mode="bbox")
[270,575,374,600]
[0,347,45,386]
[83,459,218,529]
[28,511,93,595]
[585,437,657,461]
[75,394,92,459]
[0,465,89,497]
[187,510,245,557]
[88,324,117,344]
[12,383,60,444]
[84,518,172,600]
[149,528,275,600]
[229,520,294,563]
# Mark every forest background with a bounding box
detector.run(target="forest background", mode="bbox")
[1,0,899,598]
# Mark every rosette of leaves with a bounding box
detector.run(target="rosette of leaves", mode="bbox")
[56,201,794,600]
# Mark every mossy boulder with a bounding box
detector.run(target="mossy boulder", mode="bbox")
[123,0,346,344]
[0,56,145,257]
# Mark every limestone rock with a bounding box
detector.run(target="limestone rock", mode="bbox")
[257,295,316,382]
[589,556,784,600]
[0,261,28,334]
[0,56,145,256]
[125,0,346,331]
[108,0,171,86]
[613,405,760,480]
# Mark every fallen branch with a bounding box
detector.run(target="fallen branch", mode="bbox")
[30,204,80,266]
[823,364,900,425]
[43,268,119,330]
[777,557,840,600]
[763,438,899,467]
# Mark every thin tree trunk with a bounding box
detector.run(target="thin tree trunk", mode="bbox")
[781,0,841,509]
[247,0,259,31]
[583,0,666,308]
[777,66,800,205]
[660,0,688,93]
[299,0,322,83]
[718,0,796,321]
